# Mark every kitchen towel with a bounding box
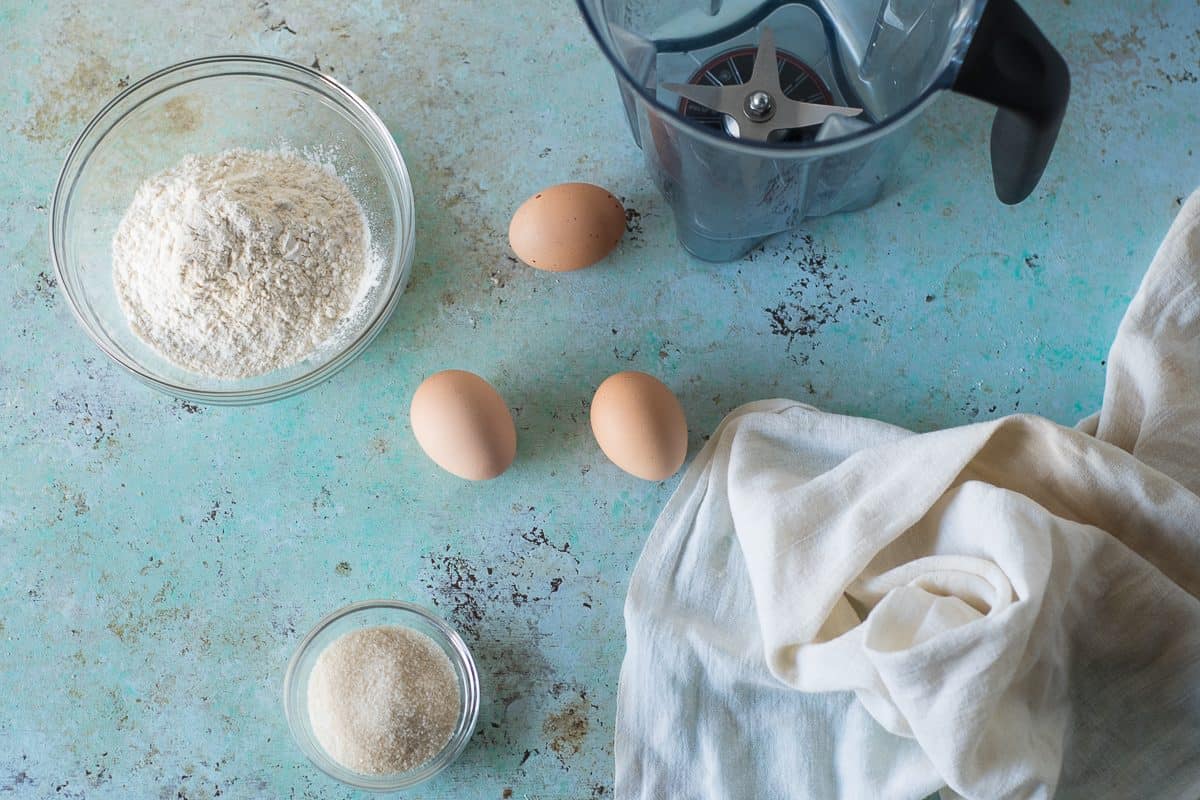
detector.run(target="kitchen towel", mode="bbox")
[616,191,1200,800]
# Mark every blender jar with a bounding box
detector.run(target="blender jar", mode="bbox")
[578,0,1069,260]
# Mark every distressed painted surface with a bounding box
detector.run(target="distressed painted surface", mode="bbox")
[1,1,1198,798]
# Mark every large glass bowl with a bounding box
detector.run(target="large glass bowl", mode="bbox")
[49,55,415,405]
[283,600,481,792]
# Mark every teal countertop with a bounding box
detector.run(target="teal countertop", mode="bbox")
[2,1,1198,798]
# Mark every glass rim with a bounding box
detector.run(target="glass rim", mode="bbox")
[283,599,481,791]
[48,54,416,406]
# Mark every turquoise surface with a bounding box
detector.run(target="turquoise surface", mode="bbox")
[2,1,1199,798]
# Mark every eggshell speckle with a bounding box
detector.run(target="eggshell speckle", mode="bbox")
[508,182,626,272]
[410,370,516,480]
[590,371,687,481]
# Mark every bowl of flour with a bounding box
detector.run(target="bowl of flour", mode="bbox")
[50,55,415,404]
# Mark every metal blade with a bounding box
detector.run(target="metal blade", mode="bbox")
[774,101,864,130]
[729,119,773,142]
[663,26,865,141]
[747,26,781,91]
[662,82,733,113]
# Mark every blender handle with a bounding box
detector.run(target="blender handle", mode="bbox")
[951,0,1070,204]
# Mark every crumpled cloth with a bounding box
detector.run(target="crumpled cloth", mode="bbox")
[616,192,1200,800]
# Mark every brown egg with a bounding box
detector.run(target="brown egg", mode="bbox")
[508,182,626,271]
[410,370,516,480]
[590,371,688,481]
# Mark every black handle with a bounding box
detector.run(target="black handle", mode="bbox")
[951,0,1070,204]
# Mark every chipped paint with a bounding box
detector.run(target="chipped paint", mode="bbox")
[19,55,121,142]
[763,234,883,365]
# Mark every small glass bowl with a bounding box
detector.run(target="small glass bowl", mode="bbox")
[283,600,480,792]
[49,55,415,405]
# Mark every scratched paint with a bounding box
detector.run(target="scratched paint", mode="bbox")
[1,1,1199,798]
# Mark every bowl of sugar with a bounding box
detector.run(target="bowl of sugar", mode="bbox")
[50,55,415,405]
[283,600,480,791]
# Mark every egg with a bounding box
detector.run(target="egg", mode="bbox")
[508,182,626,271]
[410,370,516,480]
[590,371,688,481]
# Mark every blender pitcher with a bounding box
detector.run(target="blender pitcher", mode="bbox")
[577,0,1070,260]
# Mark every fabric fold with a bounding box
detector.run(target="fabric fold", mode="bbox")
[617,192,1200,800]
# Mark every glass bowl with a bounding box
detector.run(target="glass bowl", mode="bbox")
[283,600,480,792]
[49,55,415,405]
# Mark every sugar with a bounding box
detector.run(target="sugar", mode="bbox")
[306,625,461,774]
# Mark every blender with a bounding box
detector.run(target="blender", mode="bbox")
[577,0,1070,260]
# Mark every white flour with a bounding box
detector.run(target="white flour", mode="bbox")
[112,148,380,379]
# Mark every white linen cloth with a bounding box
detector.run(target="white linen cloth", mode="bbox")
[616,192,1200,800]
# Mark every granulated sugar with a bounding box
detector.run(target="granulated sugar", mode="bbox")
[306,625,460,774]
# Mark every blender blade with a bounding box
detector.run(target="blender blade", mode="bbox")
[663,27,862,142]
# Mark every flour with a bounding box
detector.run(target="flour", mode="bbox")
[112,148,380,379]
